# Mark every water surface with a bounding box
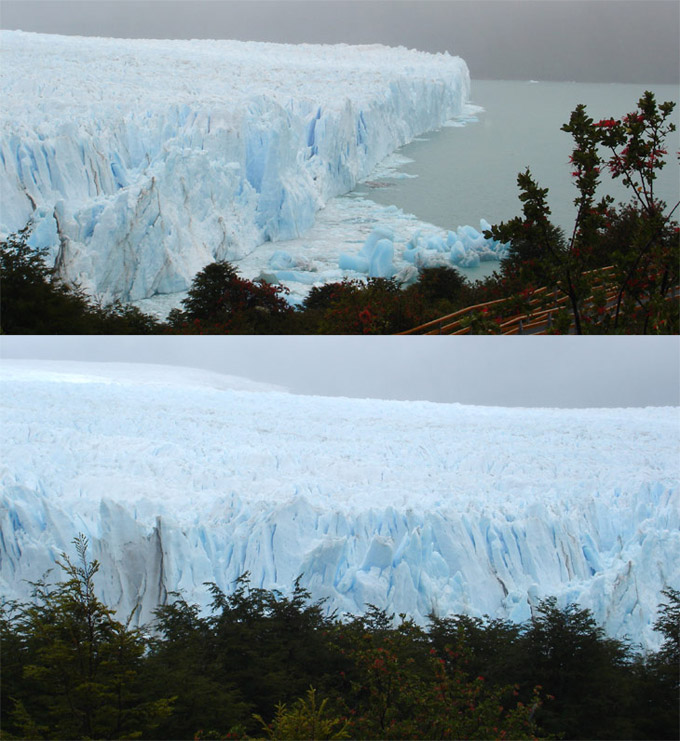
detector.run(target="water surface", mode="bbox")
[356,80,680,236]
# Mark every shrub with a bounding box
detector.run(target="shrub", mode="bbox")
[167,261,292,333]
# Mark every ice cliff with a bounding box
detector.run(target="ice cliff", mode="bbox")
[2,360,678,649]
[0,32,470,301]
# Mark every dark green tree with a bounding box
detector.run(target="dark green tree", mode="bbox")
[301,277,420,334]
[0,599,32,736]
[0,226,159,334]
[146,574,341,738]
[144,593,249,740]
[653,587,680,669]
[519,598,636,739]
[636,588,680,739]
[206,575,340,725]
[2,535,172,739]
[428,613,524,691]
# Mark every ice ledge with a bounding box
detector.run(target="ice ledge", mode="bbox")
[0,31,470,301]
[0,359,289,394]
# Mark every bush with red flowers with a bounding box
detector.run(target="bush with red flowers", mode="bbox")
[486,91,678,334]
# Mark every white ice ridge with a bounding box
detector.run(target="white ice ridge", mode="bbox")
[2,360,678,648]
[0,31,470,301]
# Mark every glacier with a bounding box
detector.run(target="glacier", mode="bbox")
[1,360,678,649]
[0,31,472,303]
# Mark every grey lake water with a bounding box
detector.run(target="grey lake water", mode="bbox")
[355,79,679,258]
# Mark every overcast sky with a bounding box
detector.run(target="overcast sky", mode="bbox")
[1,336,678,408]
[1,0,678,83]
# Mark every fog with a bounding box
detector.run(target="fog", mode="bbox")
[2,336,678,408]
[1,0,678,83]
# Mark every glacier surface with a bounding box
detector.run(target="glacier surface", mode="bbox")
[1,360,678,648]
[0,31,471,302]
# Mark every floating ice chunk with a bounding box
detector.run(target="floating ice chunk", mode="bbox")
[461,224,481,241]
[401,246,418,264]
[415,250,451,270]
[273,269,319,284]
[407,229,422,250]
[368,238,395,278]
[449,240,467,265]
[458,250,480,268]
[339,226,395,276]
[425,234,446,252]
[394,264,419,285]
[268,250,296,270]
[338,253,370,273]
[359,226,396,259]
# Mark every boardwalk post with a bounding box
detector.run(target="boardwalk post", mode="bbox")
[518,319,523,335]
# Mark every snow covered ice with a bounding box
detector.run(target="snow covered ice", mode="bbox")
[0,31,483,307]
[1,360,678,649]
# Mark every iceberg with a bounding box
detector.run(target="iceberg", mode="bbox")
[339,226,396,278]
[1,360,678,649]
[339,220,508,284]
[0,31,470,302]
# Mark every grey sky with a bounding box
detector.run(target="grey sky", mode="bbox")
[1,336,678,408]
[1,0,678,83]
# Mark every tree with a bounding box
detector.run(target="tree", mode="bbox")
[407,265,470,306]
[519,598,636,739]
[0,599,32,735]
[637,588,680,739]
[147,574,341,738]
[427,613,524,690]
[167,260,292,333]
[331,614,542,739]
[254,687,351,740]
[487,91,678,334]
[205,575,340,725]
[301,277,420,334]
[653,587,680,669]
[145,593,249,740]
[0,225,160,334]
[3,535,172,739]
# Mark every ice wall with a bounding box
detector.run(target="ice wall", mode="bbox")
[0,32,470,301]
[2,361,678,648]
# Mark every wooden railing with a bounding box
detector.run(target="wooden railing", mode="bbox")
[398,266,622,335]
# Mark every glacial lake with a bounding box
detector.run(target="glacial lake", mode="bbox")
[355,79,680,237]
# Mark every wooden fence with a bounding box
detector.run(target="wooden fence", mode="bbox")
[398,266,635,335]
